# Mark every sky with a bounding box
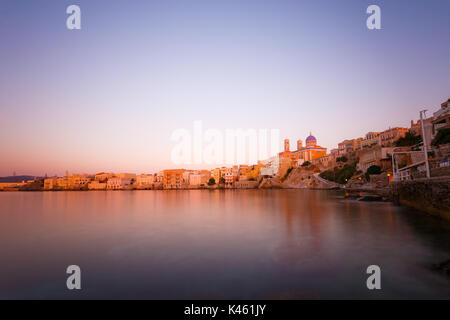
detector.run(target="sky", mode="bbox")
[1,0,449,176]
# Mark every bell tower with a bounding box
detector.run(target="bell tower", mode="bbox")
[284,139,290,152]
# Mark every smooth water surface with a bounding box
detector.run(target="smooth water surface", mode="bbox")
[0,190,449,299]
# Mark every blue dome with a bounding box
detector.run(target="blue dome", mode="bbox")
[306,135,316,142]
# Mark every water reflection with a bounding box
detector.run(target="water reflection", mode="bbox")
[0,190,449,299]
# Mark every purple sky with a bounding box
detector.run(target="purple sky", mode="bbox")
[1,0,449,176]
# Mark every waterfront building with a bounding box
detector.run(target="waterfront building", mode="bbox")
[135,174,155,188]
[182,170,194,185]
[189,172,202,186]
[118,173,137,181]
[71,174,91,187]
[0,182,27,190]
[163,169,185,189]
[107,176,132,190]
[155,171,164,183]
[199,170,211,186]
[55,176,71,189]
[211,168,221,183]
[94,172,114,182]
[88,180,107,190]
[43,178,56,190]
[223,167,238,187]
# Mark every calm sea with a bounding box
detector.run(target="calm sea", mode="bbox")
[0,190,449,299]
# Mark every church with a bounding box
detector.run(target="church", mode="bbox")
[278,133,327,177]
[293,133,327,163]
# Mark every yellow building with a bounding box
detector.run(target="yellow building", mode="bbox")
[248,164,264,180]
[163,169,185,189]
[278,150,299,177]
[211,168,221,183]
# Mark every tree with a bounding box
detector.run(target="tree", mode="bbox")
[336,156,348,163]
[301,161,311,167]
[431,128,450,146]
[282,167,293,181]
[219,177,225,184]
[365,165,381,181]
[208,178,216,186]
[394,131,422,147]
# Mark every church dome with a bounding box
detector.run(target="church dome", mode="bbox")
[306,134,316,142]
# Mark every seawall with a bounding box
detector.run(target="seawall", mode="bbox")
[390,177,450,220]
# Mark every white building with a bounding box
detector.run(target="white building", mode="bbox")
[260,156,279,176]
[107,177,132,190]
[88,180,107,190]
[135,174,154,188]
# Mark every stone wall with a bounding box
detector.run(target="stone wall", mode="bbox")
[390,178,450,220]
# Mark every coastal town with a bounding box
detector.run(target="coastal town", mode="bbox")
[1,99,449,196]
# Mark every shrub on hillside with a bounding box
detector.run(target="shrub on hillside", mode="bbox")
[365,165,382,181]
[319,162,357,184]
[431,128,450,146]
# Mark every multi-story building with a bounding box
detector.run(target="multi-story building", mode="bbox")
[184,170,209,187]
[432,99,450,138]
[379,127,408,146]
[135,174,155,188]
[338,139,355,155]
[360,132,381,149]
[353,137,364,151]
[94,172,114,182]
[312,154,334,168]
[200,170,211,186]
[278,150,299,177]
[238,165,251,177]
[55,176,71,189]
[330,148,339,160]
[43,178,56,190]
[163,169,185,189]
[88,180,107,190]
[119,173,137,181]
[211,168,221,184]
[248,164,263,180]
[260,156,279,177]
[188,171,202,186]
[223,167,238,187]
[358,146,395,172]
[155,171,164,183]
[107,176,132,190]
[71,174,91,187]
